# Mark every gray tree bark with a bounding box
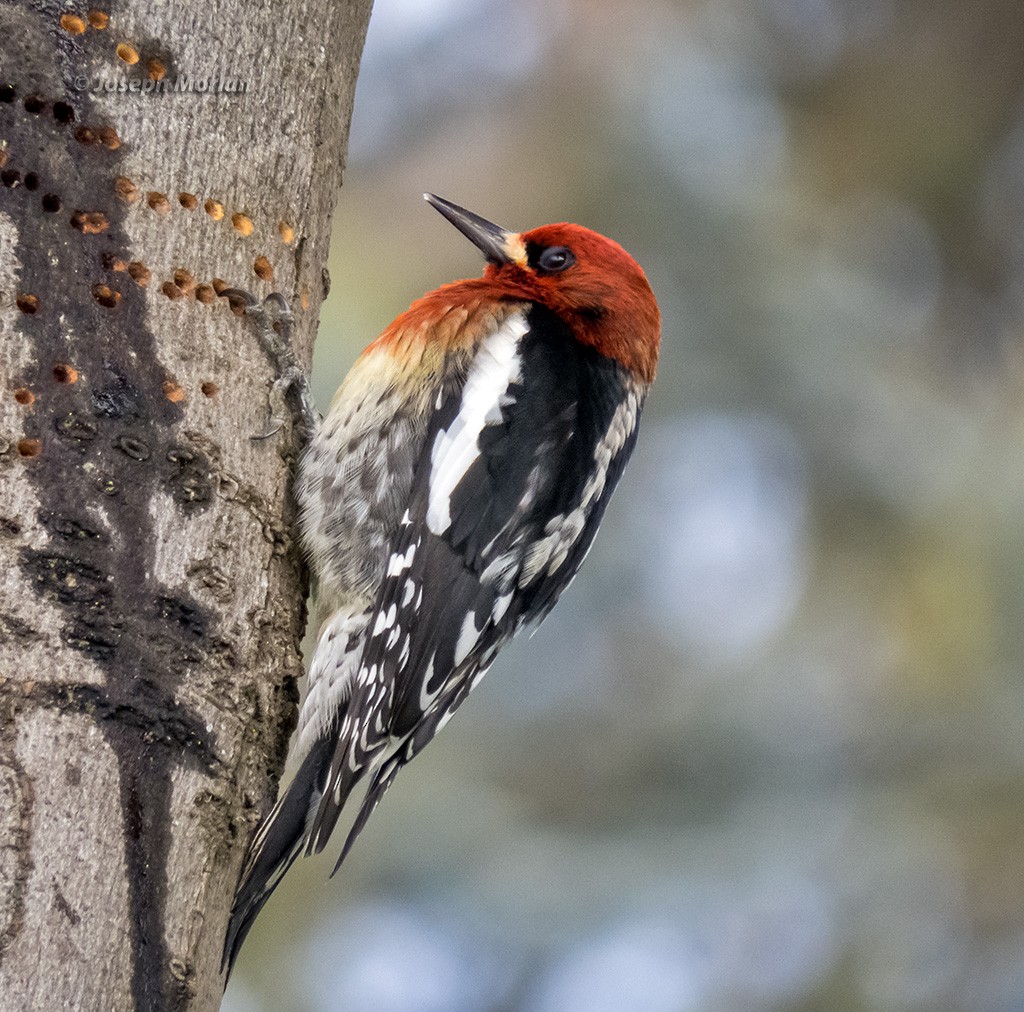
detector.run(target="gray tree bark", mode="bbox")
[0,2,371,1008]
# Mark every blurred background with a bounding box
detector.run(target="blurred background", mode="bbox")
[228,0,1024,1007]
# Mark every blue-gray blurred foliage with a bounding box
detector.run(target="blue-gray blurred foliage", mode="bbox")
[227,0,1024,1007]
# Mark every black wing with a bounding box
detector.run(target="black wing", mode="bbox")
[308,305,644,860]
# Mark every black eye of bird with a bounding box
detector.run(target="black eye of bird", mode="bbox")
[536,246,575,274]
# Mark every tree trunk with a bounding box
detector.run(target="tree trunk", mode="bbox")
[0,2,371,1008]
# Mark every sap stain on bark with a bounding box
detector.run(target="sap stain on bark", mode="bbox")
[1,14,216,1008]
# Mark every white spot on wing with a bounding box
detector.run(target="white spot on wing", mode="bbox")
[453,611,481,666]
[481,551,519,588]
[427,313,528,535]
[372,603,397,636]
[580,392,640,506]
[418,651,439,712]
[433,706,458,734]
[492,592,513,624]
[386,541,417,576]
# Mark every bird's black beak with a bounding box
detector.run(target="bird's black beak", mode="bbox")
[424,193,520,266]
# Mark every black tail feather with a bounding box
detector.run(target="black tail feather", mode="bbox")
[222,733,336,978]
[331,757,402,875]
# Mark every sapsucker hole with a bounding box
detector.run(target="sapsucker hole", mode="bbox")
[97,126,120,150]
[16,294,39,314]
[17,439,41,457]
[127,261,151,286]
[13,387,34,405]
[54,412,98,441]
[88,10,110,30]
[147,191,170,214]
[52,101,75,123]
[162,380,185,403]
[23,172,39,191]
[178,192,198,210]
[41,193,61,212]
[232,212,253,236]
[75,126,97,146]
[0,84,16,103]
[23,95,45,114]
[60,13,87,33]
[114,176,139,202]
[53,364,79,384]
[70,210,109,234]
[204,199,224,220]
[1,169,21,188]
[173,269,195,294]
[116,42,140,65]
[115,435,151,461]
[91,284,121,308]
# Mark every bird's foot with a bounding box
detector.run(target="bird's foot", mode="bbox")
[221,289,318,444]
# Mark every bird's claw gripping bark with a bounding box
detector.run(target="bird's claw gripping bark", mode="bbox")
[221,289,318,443]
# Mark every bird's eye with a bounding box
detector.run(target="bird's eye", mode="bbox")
[536,246,575,274]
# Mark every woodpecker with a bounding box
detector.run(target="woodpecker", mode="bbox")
[222,194,661,972]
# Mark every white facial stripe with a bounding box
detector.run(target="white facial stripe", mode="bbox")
[427,313,528,535]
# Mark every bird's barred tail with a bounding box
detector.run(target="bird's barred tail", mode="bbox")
[222,733,336,977]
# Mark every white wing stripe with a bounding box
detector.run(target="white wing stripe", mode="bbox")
[426,313,528,535]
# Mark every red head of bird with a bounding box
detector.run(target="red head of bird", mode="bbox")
[423,194,661,385]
